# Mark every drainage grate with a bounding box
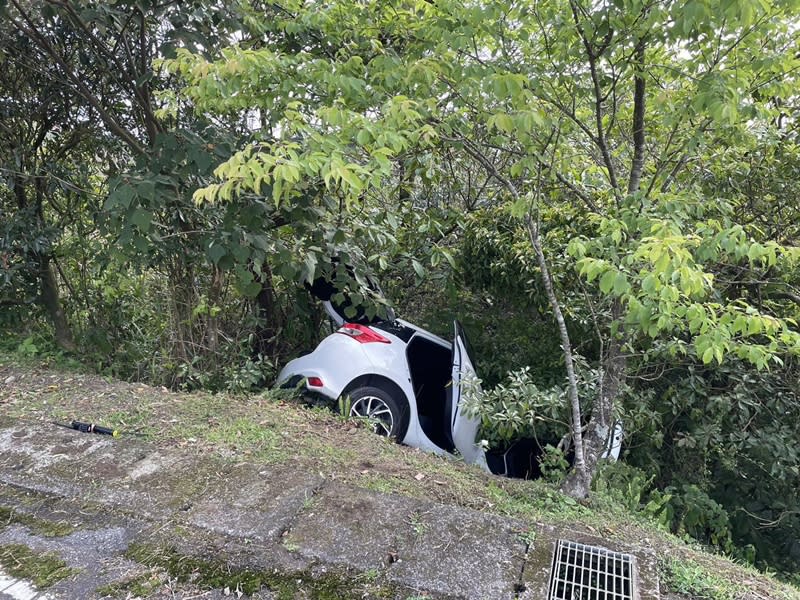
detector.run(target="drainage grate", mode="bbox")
[548,539,636,600]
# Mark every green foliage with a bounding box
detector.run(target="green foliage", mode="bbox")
[2,0,800,579]
[0,205,50,309]
[460,367,568,449]
[15,336,40,358]
[661,558,741,600]
[622,356,800,573]
[592,462,657,514]
[662,484,736,555]
[590,462,674,531]
[538,445,570,484]
[570,193,800,368]
[0,544,78,589]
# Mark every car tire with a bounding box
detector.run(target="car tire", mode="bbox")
[343,385,409,441]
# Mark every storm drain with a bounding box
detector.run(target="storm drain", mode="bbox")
[548,539,636,600]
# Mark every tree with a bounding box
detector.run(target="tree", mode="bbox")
[169,0,800,495]
[0,19,102,350]
[3,0,312,377]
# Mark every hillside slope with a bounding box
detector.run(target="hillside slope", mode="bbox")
[1,355,797,600]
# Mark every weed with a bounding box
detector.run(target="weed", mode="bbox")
[95,571,165,598]
[407,511,428,536]
[301,491,316,510]
[517,528,537,547]
[356,568,380,583]
[538,444,570,484]
[203,418,287,462]
[125,542,397,599]
[337,394,353,420]
[661,557,740,600]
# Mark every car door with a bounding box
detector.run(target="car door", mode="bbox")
[450,321,488,469]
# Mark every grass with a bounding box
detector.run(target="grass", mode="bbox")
[662,557,742,600]
[1,353,799,600]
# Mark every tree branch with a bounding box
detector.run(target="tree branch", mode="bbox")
[8,0,147,156]
[569,0,620,194]
[441,133,588,481]
[627,37,647,194]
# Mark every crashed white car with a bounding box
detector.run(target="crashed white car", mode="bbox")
[277,289,488,470]
[277,277,623,476]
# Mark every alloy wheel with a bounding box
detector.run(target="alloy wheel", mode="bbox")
[349,394,394,436]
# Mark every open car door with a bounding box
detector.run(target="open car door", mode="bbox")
[450,321,488,470]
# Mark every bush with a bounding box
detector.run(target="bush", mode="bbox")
[459,366,568,449]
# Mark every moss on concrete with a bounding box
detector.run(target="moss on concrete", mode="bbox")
[125,542,397,599]
[0,543,78,588]
[95,572,164,599]
[0,506,75,537]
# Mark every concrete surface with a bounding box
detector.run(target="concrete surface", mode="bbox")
[0,420,660,599]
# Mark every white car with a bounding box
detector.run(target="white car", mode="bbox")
[277,276,623,476]
[277,291,489,470]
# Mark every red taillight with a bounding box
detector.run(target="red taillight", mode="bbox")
[336,323,391,344]
[307,376,324,387]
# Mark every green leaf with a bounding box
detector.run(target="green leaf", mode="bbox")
[207,244,227,265]
[240,281,262,297]
[136,180,156,201]
[613,272,630,295]
[641,274,657,293]
[130,208,152,232]
[599,269,616,294]
[412,259,425,279]
[106,184,135,210]
[701,347,715,364]
[493,112,514,133]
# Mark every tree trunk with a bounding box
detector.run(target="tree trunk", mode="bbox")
[562,299,626,497]
[38,255,76,352]
[253,262,278,358]
[627,40,647,195]
[586,299,627,446]
[525,214,591,497]
[206,266,223,354]
[13,174,76,352]
[169,259,195,363]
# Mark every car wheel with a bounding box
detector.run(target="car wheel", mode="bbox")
[345,385,408,440]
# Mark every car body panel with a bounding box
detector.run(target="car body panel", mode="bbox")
[450,322,488,469]
[598,420,624,461]
[277,332,375,401]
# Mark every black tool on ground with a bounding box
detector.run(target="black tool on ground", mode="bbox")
[53,420,120,437]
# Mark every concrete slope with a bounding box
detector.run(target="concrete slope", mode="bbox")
[0,419,659,600]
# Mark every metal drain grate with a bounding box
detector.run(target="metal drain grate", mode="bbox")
[548,539,636,600]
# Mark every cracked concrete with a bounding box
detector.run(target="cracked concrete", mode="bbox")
[0,419,660,599]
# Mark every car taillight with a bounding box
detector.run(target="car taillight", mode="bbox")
[336,323,391,344]
[307,376,324,387]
